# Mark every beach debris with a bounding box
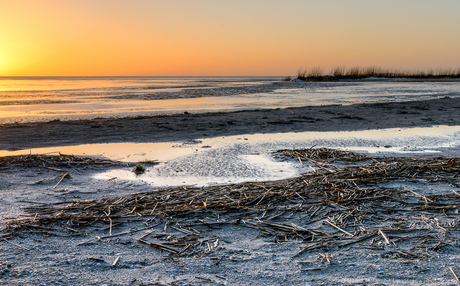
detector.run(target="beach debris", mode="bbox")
[0,154,123,169]
[450,267,459,283]
[133,164,146,174]
[3,148,460,259]
[2,238,32,251]
[111,256,120,267]
[53,172,71,189]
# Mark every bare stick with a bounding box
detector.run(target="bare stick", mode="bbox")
[149,201,159,215]
[2,238,32,251]
[300,267,325,271]
[291,242,322,258]
[404,187,433,203]
[112,256,120,267]
[53,172,70,189]
[170,225,195,235]
[215,274,227,280]
[378,229,390,245]
[196,276,214,282]
[109,218,112,237]
[78,223,160,245]
[138,239,179,253]
[325,220,354,237]
[138,230,153,240]
[451,267,459,282]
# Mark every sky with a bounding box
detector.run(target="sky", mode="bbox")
[1,0,460,76]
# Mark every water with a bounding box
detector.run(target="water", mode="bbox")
[86,125,460,187]
[2,77,460,187]
[0,76,459,124]
[3,125,460,187]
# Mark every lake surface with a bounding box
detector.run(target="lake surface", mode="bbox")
[1,77,459,124]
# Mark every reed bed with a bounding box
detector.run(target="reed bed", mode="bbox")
[3,148,460,258]
[297,66,460,81]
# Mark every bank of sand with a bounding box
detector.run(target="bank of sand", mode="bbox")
[2,97,460,285]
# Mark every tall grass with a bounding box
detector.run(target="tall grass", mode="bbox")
[296,66,460,81]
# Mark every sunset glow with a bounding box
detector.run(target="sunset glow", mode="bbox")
[1,0,460,76]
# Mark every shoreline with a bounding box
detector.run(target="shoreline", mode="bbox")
[2,148,460,285]
[2,97,460,285]
[2,97,460,151]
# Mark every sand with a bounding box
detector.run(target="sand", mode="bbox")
[2,97,460,285]
[1,97,460,151]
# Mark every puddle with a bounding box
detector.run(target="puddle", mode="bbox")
[0,141,195,162]
[2,125,460,188]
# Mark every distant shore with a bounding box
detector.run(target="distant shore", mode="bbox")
[1,96,460,151]
[296,66,460,81]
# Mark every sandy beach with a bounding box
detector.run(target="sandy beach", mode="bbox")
[2,97,460,285]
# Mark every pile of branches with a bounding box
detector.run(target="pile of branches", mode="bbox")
[3,148,460,258]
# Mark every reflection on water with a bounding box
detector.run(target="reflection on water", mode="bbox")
[0,97,212,118]
[0,76,277,123]
[0,141,192,162]
[2,125,460,188]
[0,77,459,124]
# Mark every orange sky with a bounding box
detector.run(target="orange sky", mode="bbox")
[1,0,460,76]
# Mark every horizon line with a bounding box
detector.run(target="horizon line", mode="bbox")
[0,75,289,78]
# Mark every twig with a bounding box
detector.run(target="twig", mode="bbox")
[170,225,195,235]
[196,276,213,282]
[77,223,160,245]
[378,229,390,245]
[138,239,179,254]
[2,238,32,251]
[215,274,227,280]
[404,187,433,203]
[325,220,354,237]
[300,267,325,271]
[53,172,70,189]
[291,242,323,258]
[112,256,120,267]
[450,267,459,282]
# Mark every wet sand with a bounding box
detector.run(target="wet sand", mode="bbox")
[1,97,460,151]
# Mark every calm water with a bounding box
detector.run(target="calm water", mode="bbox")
[0,76,459,124]
[3,125,460,187]
[2,77,460,188]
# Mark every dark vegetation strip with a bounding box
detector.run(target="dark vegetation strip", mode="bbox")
[296,66,460,81]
